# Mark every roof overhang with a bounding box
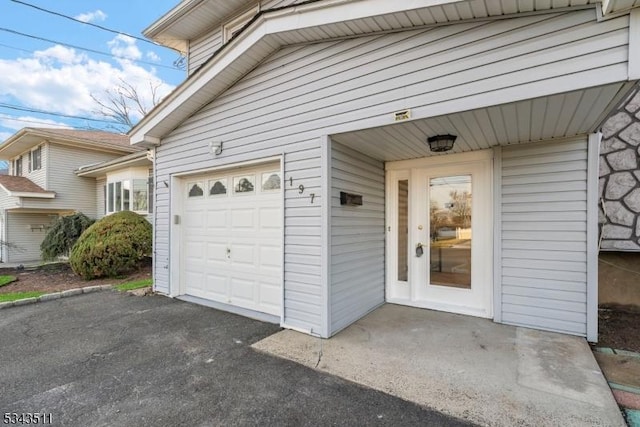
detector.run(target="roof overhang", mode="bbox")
[10,191,56,199]
[0,183,56,199]
[143,0,256,52]
[0,128,138,160]
[602,0,640,14]
[131,0,639,145]
[75,151,152,178]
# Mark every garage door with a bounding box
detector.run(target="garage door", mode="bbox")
[181,162,282,316]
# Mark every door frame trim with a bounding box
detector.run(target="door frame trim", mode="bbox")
[385,149,494,318]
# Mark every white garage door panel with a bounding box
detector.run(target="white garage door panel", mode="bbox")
[207,210,227,228]
[182,162,282,317]
[231,244,255,266]
[206,274,227,298]
[260,207,281,228]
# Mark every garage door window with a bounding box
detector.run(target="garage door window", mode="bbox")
[209,179,227,196]
[188,182,204,198]
[262,172,281,191]
[233,175,255,194]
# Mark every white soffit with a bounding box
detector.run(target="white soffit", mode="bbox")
[330,83,627,162]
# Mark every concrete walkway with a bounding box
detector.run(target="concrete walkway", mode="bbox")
[253,304,625,427]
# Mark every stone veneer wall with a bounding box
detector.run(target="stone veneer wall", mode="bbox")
[599,87,640,251]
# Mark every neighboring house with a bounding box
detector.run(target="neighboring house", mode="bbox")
[75,150,155,224]
[599,87,640,250]
[0,128,151,263]
[131,0,640,342]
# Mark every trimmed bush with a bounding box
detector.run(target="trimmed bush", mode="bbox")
[41,213,95,261]
[70,211,152,279]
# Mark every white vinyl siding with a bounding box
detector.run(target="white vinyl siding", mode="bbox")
[154,9,623,336]
[96,178,106,219]
[330,142,385,335]
[21,144,122,216]
[499,138,588,336]
[5,212,55,262]
[188,28,223,75]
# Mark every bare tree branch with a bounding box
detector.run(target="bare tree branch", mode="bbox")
[91,78,164,132]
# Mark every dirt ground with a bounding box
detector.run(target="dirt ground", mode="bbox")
[596,306,640,353]
[0,261,152,295]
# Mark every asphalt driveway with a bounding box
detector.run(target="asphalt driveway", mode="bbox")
[0,291,471,426]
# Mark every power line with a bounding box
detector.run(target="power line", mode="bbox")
[0,114,94,129]
[0,103,120,124]
[0,42,33,54]
[9,0,158,47]
[0,27,180,71]
[0,40,186,71]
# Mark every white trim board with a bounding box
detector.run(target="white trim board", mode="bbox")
[586,132,601,342]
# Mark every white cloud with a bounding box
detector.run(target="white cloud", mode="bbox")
[0,40,175,128]
[33,45,87,65]
[146,51,161,62]
[75,10,107,23]
[108,35,142,61]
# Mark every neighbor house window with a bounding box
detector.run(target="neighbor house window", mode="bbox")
[30,146,42,171]
[222,6,258,43]
[108,183,114,212]
[148,169,153,214]
[107,180,141,214]
[13,157,22,176]
[106,171,153,215]
[132,179,148,211]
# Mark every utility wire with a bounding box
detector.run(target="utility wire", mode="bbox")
[0,114,95,129]
[0,27,180,71]
[0,103,120,124]
[0,40,186,71]
[9,0,158,47]
[0,42,33,54]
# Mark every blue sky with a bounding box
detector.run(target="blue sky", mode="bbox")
[0,0,186,141]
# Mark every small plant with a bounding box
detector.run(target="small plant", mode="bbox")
[115,278,152,291]
[41,213,95,261]
[0,291,45,302]
[69,211,152,280]
[0,275,17,287]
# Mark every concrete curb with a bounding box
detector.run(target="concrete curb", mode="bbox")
[0,285,114,310]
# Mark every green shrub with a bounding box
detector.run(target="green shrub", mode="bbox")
[41,213,95,261]
[69,211,152,279]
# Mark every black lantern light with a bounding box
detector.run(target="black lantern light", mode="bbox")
[427,134,457,152]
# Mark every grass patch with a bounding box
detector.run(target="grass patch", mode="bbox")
[0,291,45,302]
[114,279,152,292]
[0,275,17,287]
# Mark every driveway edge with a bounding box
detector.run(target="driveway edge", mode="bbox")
[0,285,114,309]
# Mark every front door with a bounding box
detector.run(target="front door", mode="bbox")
[386,151,493,318]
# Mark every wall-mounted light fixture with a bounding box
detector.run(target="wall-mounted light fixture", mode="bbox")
[427,134,457,152]
[209,141,223,156]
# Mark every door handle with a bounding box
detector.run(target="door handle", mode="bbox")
[226,247,231,259]
[416,243,424,257]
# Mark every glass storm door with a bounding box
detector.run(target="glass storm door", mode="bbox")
[386,154,492,318]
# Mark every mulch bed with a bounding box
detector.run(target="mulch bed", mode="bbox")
[0,261,151,295]
[597,305,640,353]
